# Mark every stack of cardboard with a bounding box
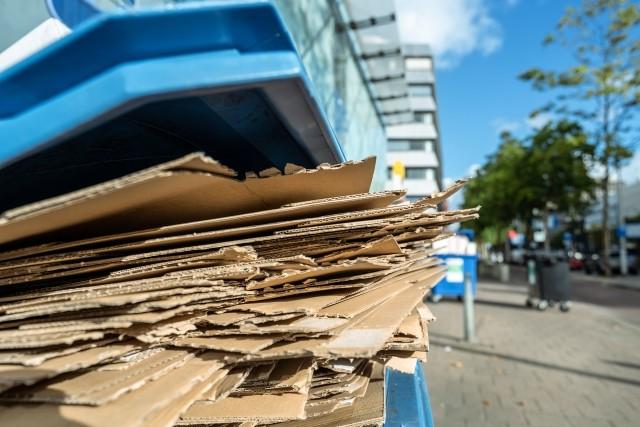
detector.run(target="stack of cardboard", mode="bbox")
[0,154,477,426]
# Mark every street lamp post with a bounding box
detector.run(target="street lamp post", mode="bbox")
[617,167,628,275]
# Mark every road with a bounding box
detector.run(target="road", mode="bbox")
[570,273,640,327]
[508,265,640,326]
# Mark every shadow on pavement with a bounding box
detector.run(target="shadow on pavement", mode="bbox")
[473,298,529,310]
[428,331,463,342]
[431,339,640,388]
[602,360,640,370]
[479,286,528,295]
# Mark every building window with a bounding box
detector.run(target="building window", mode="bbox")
[414,112,434,124]
[408,84,433,97]
[425,140,434,152]
[406,168,426,179]
[405,57,433,71]
[426,168,435,181]
[406,167,436,180]
[388,140,427,151]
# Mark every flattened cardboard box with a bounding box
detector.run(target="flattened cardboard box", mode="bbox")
[0,351,226,427]
[0,152,478,427]
[0,155,377,244]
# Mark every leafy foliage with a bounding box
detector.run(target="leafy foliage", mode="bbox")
[463,122,596,246]
[519,0,639,270]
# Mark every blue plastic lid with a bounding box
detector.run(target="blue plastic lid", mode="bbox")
[0,1,345,213]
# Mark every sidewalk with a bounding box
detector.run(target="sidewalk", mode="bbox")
[572,272,640,291]
[424,280,640,427]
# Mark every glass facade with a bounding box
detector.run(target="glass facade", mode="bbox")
[273,0,388,191]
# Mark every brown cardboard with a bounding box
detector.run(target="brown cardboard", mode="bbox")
[303,363,372,419]
[0,338,118,367]
[215,316,347,336]
[178,390,308,424]
[172,335,283,353]
[197,312,257,327]
[0,155,476,426]
[228,290,355,316]
[239,313,303,325]
[234,270,442,361]
[0,330,115,350]
[0,348,195,405]
[234,358,313,395]
[316,266,443,318]
[200,366,251,401]
[0,155,376,244]
[245,260,392,291]
[0,351,227,427]
[266,379,384,427]
[316,236,402,263]
[322,274,443,357]
[0,189,405,264]
[0,342,137,393]
[142,367,229,427]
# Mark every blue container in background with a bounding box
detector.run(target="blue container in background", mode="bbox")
[432,254,478,301]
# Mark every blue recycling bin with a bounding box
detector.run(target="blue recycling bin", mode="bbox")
[432,254,478,301]
[0,1,345,212]
[0,2,436,425]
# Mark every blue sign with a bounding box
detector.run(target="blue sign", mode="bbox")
[616,226,627,238]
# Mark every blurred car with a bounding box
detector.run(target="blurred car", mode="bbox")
[583,250,638,275]
[567,251,584,270]
[609,249,638,274]
[510,248,526,265]
[583,253,601,275]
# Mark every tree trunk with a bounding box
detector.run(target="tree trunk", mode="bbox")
[524,220,532,249]
[602,169,611,276]
[504,230,511,264]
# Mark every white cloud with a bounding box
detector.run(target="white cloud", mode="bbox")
[526,112,552,129]
[467,163,481,177]
[394,0,503,68]
[620,151,640,184]
[491,117,521,134]
[505,0,520,7]
[444,177,464,209]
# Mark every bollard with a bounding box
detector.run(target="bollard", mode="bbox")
[527,259,536,286]
[463,271,475,342]
[498,264,510,283]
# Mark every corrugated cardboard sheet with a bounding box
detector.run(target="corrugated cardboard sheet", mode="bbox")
[0,154,476,426]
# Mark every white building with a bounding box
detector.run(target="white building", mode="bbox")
[384,44,443,202]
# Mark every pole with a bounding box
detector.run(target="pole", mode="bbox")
[527,259,536,286]
[617,168,628,275]
[463,271,475,342]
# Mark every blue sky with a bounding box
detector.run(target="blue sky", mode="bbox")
[395,0,640,184]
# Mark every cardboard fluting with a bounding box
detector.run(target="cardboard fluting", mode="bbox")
[0,154,477,427]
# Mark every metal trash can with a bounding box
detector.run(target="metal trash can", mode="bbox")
[525,253,571,312]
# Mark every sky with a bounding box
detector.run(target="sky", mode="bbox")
[394,0,640,186]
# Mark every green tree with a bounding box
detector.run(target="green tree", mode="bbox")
[463,122,596,253]
[519,0,640,273]
[519,121,597,251]
[463,132,527,249]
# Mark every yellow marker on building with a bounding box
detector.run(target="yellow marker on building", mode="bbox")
[392,160,405,179]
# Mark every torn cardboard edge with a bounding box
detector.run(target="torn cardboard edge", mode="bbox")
[0,155,377,245]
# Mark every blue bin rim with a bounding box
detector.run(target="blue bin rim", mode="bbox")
[0,0,296,118]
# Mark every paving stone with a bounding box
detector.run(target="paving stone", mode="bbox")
[423,279,640,427]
